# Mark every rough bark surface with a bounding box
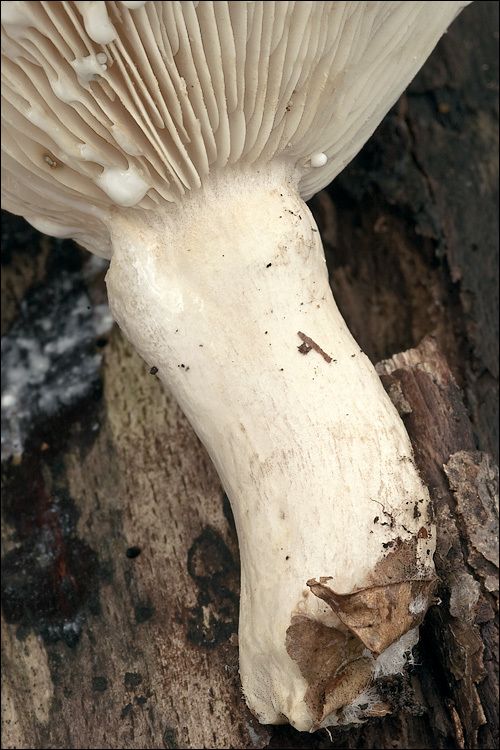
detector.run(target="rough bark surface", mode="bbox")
[377,338,498,750]
[1,2,498,749]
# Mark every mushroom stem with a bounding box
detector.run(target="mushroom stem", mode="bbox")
[106,163,436,731]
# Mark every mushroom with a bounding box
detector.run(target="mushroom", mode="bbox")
[1,0,472,732]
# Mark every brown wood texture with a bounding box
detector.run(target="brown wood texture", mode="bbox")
[1,2,498,749]
[377,338,498,750]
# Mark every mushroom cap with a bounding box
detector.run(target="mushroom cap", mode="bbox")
[1,1,470,258]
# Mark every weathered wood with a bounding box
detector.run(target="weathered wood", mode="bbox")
[1,2,498,749]
[377,337,498,750]
[3,329,496,750]
[1,324,272,750]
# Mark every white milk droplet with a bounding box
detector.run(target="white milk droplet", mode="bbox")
[310,153,328,168]
[95,166,149,206]
[76,1,117,44]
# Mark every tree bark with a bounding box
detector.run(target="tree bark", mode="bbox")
[1,2,498,749]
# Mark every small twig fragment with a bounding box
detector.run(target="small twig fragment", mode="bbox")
[297,331,332,363]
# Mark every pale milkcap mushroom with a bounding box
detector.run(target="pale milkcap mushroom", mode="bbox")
[1,0,472,732]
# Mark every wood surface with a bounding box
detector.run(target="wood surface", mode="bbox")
[1,2,498,748]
